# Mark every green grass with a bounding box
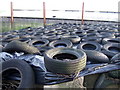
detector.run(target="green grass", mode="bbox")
[1,22,43,32]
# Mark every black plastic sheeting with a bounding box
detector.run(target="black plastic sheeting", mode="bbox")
[0,52,120,85]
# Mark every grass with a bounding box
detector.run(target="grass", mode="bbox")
[1,22,43,32]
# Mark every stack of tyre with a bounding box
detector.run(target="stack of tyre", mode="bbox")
[1,21,120,89]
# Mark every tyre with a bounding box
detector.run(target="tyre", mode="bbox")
[102,38,120,45]
[37,46,52,56]
[2,35,20,42]
[44,48,86,74]
[108,70,120,79]
[74,30,86,37]
[29,39,49,47]
[82,37,102,43]
[49,39,73,48]
[1,59,35,89]
[102,43,120,58]
[94,73,120,89]
[4,40,40,54]
[60,35,81,44]
[77,41,101,51]
[84,50,109,63]
[97,32,115,39]
[110,53,120,62]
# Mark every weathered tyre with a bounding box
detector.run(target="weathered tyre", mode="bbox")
[61,35,81,44]
[108,70,120,79]
[102,38,120,45]
[82,37,102,43]
[94,74,120,89]
[4,40,40,54]
[77,41,101,51]
[44,48,86,74]
[49,39,73,48]
[84,50,109,63]
[102,43,120,58]
[29,39,49,47]
[110,53,120,63]
[1,59,35,89]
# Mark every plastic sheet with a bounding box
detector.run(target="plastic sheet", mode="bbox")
[0,52,120,85]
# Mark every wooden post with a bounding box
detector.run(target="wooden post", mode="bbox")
[43,2,46,27]
[10,2,14,29]
[81,2,84,25]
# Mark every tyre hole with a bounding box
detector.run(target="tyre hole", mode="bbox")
[2,69,21,89]
[33,41,45,46]
[54,43,67,48]
[108,47,120,53]
[83,44,96,50]
[108,40,119,43]
[53,53,77,60]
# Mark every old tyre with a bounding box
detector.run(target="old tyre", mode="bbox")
[77,41,101,51]
[102,43,120,58]
[61,35,81,44]
[85,50,109,63]
[49,39,73,48]
[29,39,49,47]
[111,53,120,62]
[44,48,86,74]
[102,38,120,45]
[108,70,120,79]
[82,37,102,43]
[1,59,35,89]
[94,73,120,89]
[4,40,40,54]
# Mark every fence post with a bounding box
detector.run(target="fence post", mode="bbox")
[81,2,84,25]
[43,2,46,27]
[10,2,14,29]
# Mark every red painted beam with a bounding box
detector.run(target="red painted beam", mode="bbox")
[43,2,46,27]
[81,2,84,25]
[10,2,14,25]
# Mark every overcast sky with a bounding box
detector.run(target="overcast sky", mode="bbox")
[0,0,119,12]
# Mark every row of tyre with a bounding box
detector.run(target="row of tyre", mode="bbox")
[1,22,120,89]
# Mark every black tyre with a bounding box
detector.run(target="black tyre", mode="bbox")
[2,35,20,42]
[77,41,101,51]
[84,50,109,63]
[29,39,49,47]
[102,43,120,58]
[74,30,86,37]
[102,38,120,45]
[82,37,102,43]
[110,53,120,62]
[49,39,73,48]
[94,74,120,89]
[4,40,40,54]
[108,70,120,79]
[1,59,35,89]
[60,35,81,44]
[44,48,86,74]
[97,32,115,39]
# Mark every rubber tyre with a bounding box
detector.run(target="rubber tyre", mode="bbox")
[108,70,120,79]
[77,41,101,51]
[29,39,49,47]
[94,74,120,89]
[49,39,73,48]
[82,37,102,43]
[102,38,120,45]
[84,50,109,63]
[102,43,120,58]
[60,35,81,44]
[1,59,35,89]
[110,53,120,62]
[44,48,86,74]
[4,40,40,54]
